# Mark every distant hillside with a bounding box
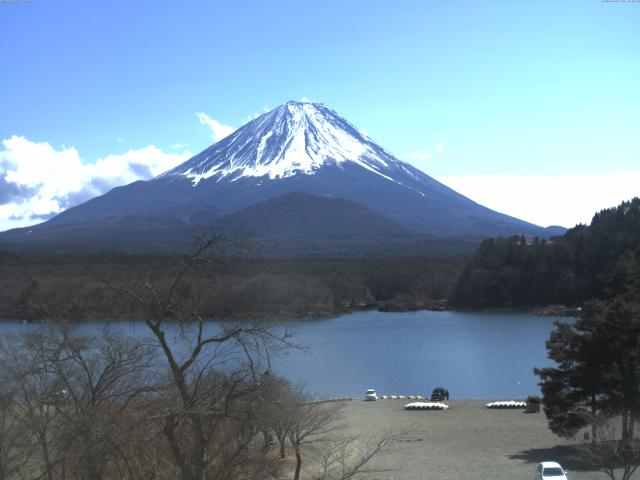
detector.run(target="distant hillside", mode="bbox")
[214,191,406,238]
[0,191,481,259]
[451,198,640,309]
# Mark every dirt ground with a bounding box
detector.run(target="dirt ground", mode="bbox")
[321,399,609,480]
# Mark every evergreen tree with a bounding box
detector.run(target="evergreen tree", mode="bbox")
[452,197,640,309]
[535,298,640,443]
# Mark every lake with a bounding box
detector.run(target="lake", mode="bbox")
[0,310,563,400]
[272,310,562,399]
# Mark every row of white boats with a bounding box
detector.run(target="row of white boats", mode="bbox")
[485,400,527,409]
[403,400,530,411]
[376,395,427,400]
[404,402,449,410]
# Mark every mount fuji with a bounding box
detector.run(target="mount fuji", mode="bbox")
[0,101,562,254]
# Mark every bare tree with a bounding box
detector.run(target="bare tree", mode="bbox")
[578,415,640,480]
[311,430,400,480]
[287,398,344,480]
[0,331,66,480]
[244,374,293,456]
[0,387,32,480]
[259,377,297,459]
[0,239,395,480]
[116,238,291,480]
[0,328,158,480]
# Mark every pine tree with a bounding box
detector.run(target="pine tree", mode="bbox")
[535,298,640,443]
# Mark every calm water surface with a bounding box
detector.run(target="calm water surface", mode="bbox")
[0,310,562,400]
[272,310,562,399]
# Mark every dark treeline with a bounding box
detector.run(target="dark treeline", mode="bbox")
[0,251,464,321]
[452,198,640,309]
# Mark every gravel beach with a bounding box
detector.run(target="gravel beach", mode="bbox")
[328,399,607,480]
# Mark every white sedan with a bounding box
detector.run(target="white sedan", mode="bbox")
[535,461,568,480]
[364,389,378,401]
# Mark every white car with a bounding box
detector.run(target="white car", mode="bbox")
[535,461,568,480]
[364,389,378,401]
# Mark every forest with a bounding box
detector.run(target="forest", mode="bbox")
[4,198,639,322]
[0,249,463,321]
[452,198,640,309]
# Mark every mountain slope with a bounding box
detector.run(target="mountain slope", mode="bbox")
[214,191,406,238]
[0,101,562,253]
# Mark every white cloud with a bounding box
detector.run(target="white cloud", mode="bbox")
[87,145,190,184]
[404,150,431,162]
[436,173,640,228]
[196,112,235,142]
[2,136,86,199]
[0,135,191,231]
[241,112,262,124]
[171,143,189,149]
[404,142,444,163]
[240,105,273,125]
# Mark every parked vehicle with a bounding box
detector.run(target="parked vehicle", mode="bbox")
[364,389,378,401]
[535,461,568,480]
[526,395,541,413]
[430,387,449,401]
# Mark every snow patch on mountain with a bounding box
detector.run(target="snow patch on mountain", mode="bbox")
[162,102,423,193]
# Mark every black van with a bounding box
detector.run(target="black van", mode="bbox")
[526,395,541,413]
[431,387,449,401]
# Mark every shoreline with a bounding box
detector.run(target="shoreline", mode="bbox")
[328,399,603,480]
[0,302,580,323]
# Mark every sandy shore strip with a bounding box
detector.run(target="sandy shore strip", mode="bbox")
[325,400,607,480]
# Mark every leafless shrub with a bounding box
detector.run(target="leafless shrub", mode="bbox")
[578,416,640,480]
[310,429,401,480]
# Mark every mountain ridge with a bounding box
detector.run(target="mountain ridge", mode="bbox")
[163,101,414,185]
[0,101,564,254]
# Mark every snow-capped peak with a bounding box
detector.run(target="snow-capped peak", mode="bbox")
[162,101,419,187]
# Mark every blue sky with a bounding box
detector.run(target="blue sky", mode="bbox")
[0,0,639,230]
